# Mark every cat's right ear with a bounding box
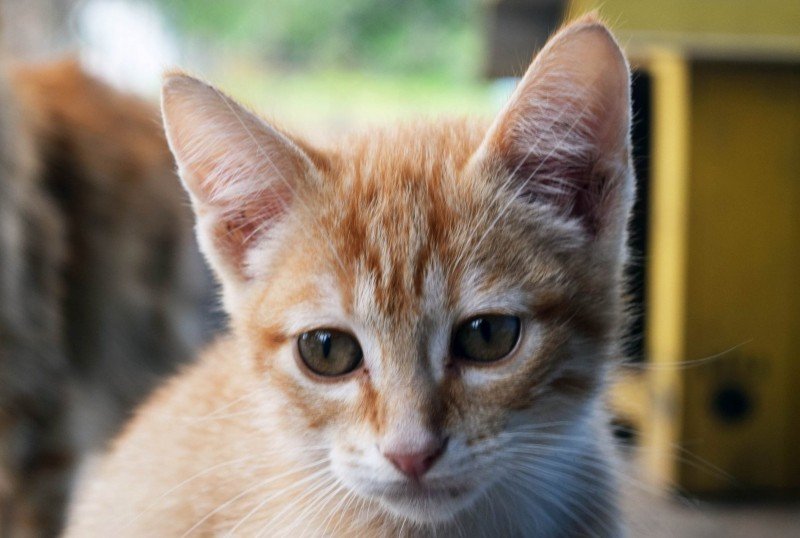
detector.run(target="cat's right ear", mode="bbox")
[161,73,322,293]
[471,17,633,247]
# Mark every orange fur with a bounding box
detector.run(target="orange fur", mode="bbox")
[67,18,633,536]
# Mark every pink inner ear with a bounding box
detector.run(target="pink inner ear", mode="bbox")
[210,179,295,273]
[497,103,623,236]
[179,134,303,279]
[501,143,608,236]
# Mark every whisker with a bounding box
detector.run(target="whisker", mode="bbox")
[182,458,329,536]
[121,454,259,530]
[620,340,752,371]
[256,473,339,537]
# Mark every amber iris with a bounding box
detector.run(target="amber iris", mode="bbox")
[452,315,521,363]
[298,329,363,377]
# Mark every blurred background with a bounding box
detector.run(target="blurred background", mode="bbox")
[1,0,504,137]
[0,0,798,536]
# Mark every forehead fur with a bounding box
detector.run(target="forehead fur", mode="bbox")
[333,118,487,175]
[249,117,606,337]
[322,119,487,317]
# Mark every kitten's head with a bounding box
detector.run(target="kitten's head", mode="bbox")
[162,18,632,526]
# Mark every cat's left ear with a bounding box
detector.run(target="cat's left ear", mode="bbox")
[161,73,324,301]
[474,17,633,243]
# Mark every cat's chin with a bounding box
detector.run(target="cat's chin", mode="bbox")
[372,481,485,525]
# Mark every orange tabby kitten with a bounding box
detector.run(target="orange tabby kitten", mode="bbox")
[1,60,212,537]
[67,17,633,536]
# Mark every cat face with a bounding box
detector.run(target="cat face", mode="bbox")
[162,19,632,527]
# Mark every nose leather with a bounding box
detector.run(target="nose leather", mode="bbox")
[383,437,448,479]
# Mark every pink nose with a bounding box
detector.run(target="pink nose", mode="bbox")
[384,438,448,479]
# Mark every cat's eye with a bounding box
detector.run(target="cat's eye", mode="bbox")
[297,329,363,377]
[452,315,521,363]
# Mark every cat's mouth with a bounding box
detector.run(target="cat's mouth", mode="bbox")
[382,480,472,501]
[362,478,483,523]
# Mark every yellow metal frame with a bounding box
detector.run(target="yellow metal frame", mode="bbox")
[572,0,800,496]
[640,49,693,490]
[568,0,800,40]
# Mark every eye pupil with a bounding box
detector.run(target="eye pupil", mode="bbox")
[320,332,332,357]
[476,319,492,342]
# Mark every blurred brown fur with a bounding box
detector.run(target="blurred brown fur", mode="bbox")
[0,59,215,537]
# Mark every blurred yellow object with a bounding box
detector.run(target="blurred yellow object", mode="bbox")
[569,0,800,60]
[570,0,800,497]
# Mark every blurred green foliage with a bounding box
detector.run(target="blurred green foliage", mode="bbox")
[155,0,482,79]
